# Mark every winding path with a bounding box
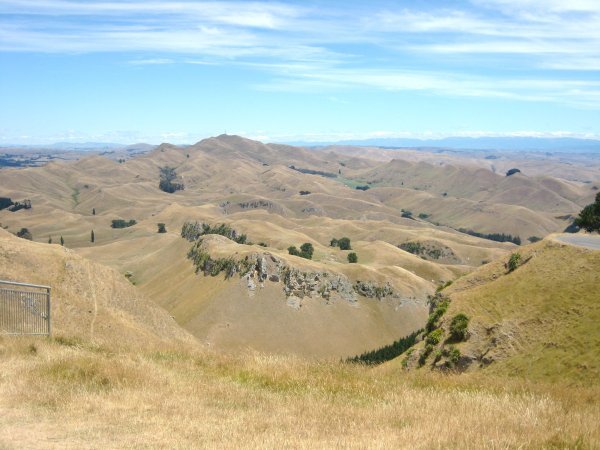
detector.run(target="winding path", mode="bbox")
[553,234,600,250]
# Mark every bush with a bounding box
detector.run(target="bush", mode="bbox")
[426,328,444,346]
[426,298,449,332]
[347,252,358,263]
[299,190,311,195]
[507,252,521,272]
[330,236,351,250]
[401,210,413,218]
[300,242,314,259]
[445,346,461,365]
[111,219,137,229]
[355,185,370,191]
[418,213,430,219]
[157,223,167,233]
[16,227,32,240]
[506,168,521,176]
[449,314,469,341]
[528,236,542,243]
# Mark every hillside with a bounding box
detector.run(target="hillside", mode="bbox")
[0,228,192,349]
[394,237,600,383]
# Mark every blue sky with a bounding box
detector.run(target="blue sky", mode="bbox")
[1,0,599,144]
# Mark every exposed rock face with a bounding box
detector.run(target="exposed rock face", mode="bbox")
[282,268,357,303]
[353,281,397,299]
[187,240,399,308]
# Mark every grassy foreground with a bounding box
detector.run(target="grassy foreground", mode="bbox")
[1,337,598,449]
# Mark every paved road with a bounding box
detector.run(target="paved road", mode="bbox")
[554,234,600,250]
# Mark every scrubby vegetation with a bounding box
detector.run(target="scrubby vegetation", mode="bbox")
[181,221,247,244]
[157,223,167,233]
[507,252,521,272]
[289,165,337,178]
[288,243,314,260]
[399,241,456,261]
[355,185,370,191]
[299,190,311,195]
[528,236,542,243]
[0,197,32,212]
[346,331,419,365]
[330,237,351,250]
[458,228,521,245]
[575,192,600,232]
[449,313,470,341]
[187,242,254,278]
[16,227,32,240]
[159,166,184,193]
[111,219,137,229]
[506,168,521,176]
[347,252,358,263]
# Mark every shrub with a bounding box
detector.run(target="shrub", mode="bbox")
[330,236,351,250]
[355,185,370,191]
[426,328,443,346]
[299,190,311,195]
[16,227,32,240]
[418,344,434,366]
[506,168,521,176]
[507,252,521,272]
[445,346,461,365]
[401,210,413,218]
[300,242,314,259]
[347,252,358,263]
[426,298,449,332]
[90,230,95,243]
[157,223,167,233]
[288,246,299,256]
[337,237,351,250]
[418,213,430,219]
[449,314,469,341]
[528,236,542,243]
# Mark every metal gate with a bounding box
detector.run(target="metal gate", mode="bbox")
[0,280,51,336]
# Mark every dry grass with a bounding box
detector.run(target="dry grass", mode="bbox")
[1,336,598,449]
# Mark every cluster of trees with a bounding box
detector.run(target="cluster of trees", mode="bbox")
[289,165,337,178]
[181,221,248,244]
[330,237,351,250]
[0,197,32,212]
[575,192,600,232]
[506,168,521,176]
[159,166,184,193]
[111,219,137,228]
[458,228,521,245]
[346,331,420,365]
[288,243,314,259]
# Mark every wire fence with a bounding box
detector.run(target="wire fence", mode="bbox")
[0,280,51,336]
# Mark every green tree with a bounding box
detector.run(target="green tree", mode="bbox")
[337,237,351,250]
[157,223,167,233]
[575,192,600,232]
[91,230,95,243]
[48,236,52,244]
[288,246,300,256]
[347,252,358,263]
[300,242,314,259]
[60,236,64,246]
[92,208,96,215]
[330,238,338,247]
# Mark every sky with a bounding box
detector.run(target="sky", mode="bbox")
[1,0,599,145]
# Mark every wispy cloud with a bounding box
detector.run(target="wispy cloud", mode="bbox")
[1,0,599,109]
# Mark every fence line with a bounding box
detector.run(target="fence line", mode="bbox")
[0,280,51,336]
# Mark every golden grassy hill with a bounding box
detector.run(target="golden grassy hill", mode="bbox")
[393,238,600,384]
[0,228,192,349]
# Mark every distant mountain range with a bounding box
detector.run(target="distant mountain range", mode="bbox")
[288,137,600,152]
